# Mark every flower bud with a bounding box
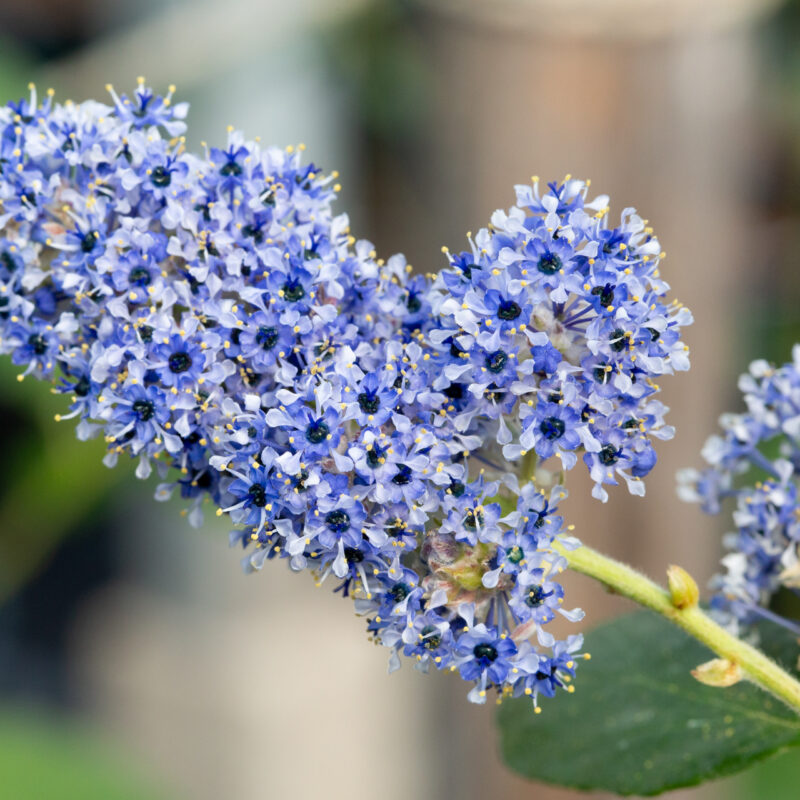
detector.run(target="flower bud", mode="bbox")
[691,658,743,688]
[667,564,699,609]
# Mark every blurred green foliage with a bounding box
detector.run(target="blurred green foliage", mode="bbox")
[735,747,800,800]
[0,36,33,101]
[731,4,800,795]
[324,0,429,145]
[0,706,169,799]
[0,360,128,604]
[764,0,800,176]
[747,0,800,367]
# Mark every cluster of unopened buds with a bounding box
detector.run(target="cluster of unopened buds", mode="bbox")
[0,80,693,711]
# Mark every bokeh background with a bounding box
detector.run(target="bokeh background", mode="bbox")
[0,0,799,798]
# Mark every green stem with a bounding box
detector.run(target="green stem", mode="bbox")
[555,540,800,714]
[519,450,538,485]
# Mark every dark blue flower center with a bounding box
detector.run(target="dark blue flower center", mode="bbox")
[473,643,498,662]
[132,399,155,421]
[464,508,483,530]
[392,465,413,485]
[443,383,464,400]
[220,160,242,177]
[358,391,380,414]
[344,547,364,563]
[256,326,279,350]
[325,509,351,533]
[27,333,47,355]
[593,364,610,384]
[448,480,465,498]
[389,582,410,603]
[599,445,619,466]
[242,224,263,243]
[540,416,565,440]
[421,625,442,650]
[282,280,305,302]
[610,328,627,352]
[81,231,99,253]
[128,266,151,286]
[73,375,91,397]
[366,445,385,468]
[537,253,561,275]
[168,351,192,374]
[305,419,329,444]
[293,469,310,492]
[150,166,171,187]
[506,545,524,564]
[247,484,267,508]
[497,300,521,321]
[194,470,213,489]
[486,350,508,373]
[525,586,547,607]
[0,251,17,272]
[591,284,615,306]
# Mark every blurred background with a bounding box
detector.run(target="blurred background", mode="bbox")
[0,0,799,797]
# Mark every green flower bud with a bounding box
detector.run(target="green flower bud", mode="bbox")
[667,564,699,610]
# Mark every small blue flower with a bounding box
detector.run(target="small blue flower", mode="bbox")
[456,624,518,700]
[681,347,800,635]
[519,400,583,468]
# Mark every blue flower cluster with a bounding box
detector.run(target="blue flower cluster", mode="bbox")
[679,349,800,636]
[428,177,692,502]
[0,82,690,710]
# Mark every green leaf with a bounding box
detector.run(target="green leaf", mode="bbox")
[497,611,800,796]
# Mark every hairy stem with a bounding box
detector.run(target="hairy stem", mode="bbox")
[555,541,800,714]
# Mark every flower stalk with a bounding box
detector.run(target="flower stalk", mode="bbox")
[555,540,800,714]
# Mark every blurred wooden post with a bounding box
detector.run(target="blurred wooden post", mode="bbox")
[369,1,779,797]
